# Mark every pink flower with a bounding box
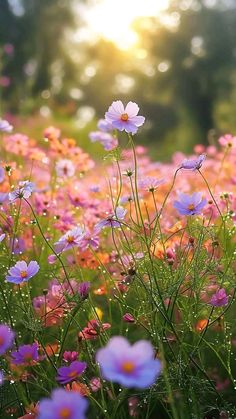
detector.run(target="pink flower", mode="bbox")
[55,159,75,178]
[210,288,228,307]
[105,101,145,134]
[218,134,236,148]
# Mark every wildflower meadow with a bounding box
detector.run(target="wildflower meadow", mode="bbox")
[0,100,236,419]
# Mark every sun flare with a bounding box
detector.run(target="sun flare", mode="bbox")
[83,0,169,50]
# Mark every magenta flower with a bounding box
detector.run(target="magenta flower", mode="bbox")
[94,206,127,233]
[123,313,135,323]
[56,360,87,385]
[180,154,206,170]
[0,119,13,133]
[0,324,15,355]
[6,260,40,284]
[38,389,88,419]
[63,351,78,363]
[9,181,34,201]
[96,336,162,389]
[54,226,84,254]
[11,343,39,365]
[173,192,207,216]
[210,288,228,307]
[105,101,145,134]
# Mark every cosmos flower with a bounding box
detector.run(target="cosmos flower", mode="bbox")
[0,324,15,355]
[38,389,88,419]
[56,159,75,178]
[11,343,40,365]
[94,206,127,233]
[105,101,145,134]
[63,351,78,363]
[210,288,228,307]
[180,154,206,170]
[97,118,113,132]
[6,260,40,284]
[89,131,118,151]
[0,119,13,133]
[173,192,207,216]
[139,177,165,192]
[78,282,91,300]
[96,336,162,389]
[54,226,84,254]
[56,361,87,385]
[218,134,236,148]
[9,181,35,201]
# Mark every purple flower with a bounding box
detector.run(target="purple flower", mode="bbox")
[96,336,162,389]
[97,118,113,132]
[173,192,207,216]
[54,226,84,254]
[6,260,40,284]
[79,232,99,251]
[139,177,165,192]
[11,343,39,365]
[95,206,127,233]
[210,288,228,307]
[180,154,206,170]
[105,101,145,134]
[0,370,4,386]
[38,389,88,419]
[9,181,34,201]
[78,282,91,300]
[0,234,5,243]
[0,324,15,355]
[56,360,87,384]
[89,131,118,151]
[0,119,13,133]
[0,192,9,204]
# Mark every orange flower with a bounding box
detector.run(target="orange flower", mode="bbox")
[195,319,208,332]
[66,381,90,396]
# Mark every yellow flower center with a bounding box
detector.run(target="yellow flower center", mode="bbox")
[122,361,135,374]
[20,271,28,278]
[121,113,129,121]
[188,204,195,211]
[67,235,74,244]
[59,408,72,419]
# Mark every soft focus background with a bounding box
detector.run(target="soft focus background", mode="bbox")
[0,0,236,158]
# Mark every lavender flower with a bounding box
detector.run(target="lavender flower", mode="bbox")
[89,131,118,151]
[56,360,87,384]
[180,154,206,170]
[210,288,228,307]
[173,192,207,216]
[9,181,35,201]
[95,206,127,233]
[54,226,84,254]
[105,101,145,134]
[139,177,165,192]
[11,343,39,365]
[0,324,15,355]
[96,336,162,388]
[97,118,113,132]
[38,389,88,419]
[0,119,13,133]
[6,260,40,284]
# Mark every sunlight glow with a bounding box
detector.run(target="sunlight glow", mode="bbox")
[82,0,169,50]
